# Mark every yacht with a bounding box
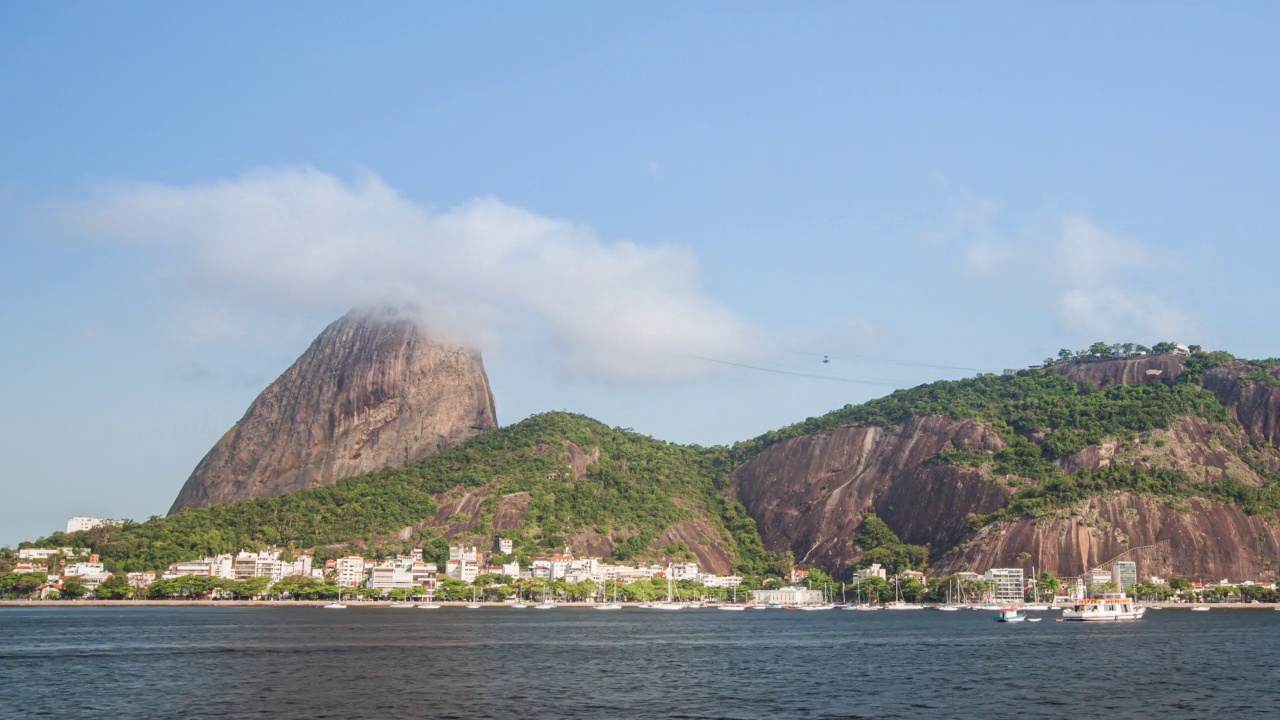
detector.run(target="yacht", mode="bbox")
[417,602,441,609]
[1062,593,1146,621]
[323,590,347,609]
[594,580,623,610]
[1190,605,1210,612]
[718,604,747,611]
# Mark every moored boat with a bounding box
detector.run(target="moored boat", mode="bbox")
[994,606,1026,623]
[1062,593,1146,621]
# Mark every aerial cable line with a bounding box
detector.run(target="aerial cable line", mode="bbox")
[795,350,984,374]
[685,354,901,387]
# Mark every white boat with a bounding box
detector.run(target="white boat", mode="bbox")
[465,587,482,609]
[937,605,961,611]
[718,604,747,611]
[323,601,346,609]
[995,606,1026,623]
[646,563,683,609]
[1191,606,1210,612]
[649,602,684,610]
[534,601,556,609]
[884,602,924,610]
[510,602,528,609]
[388,602,417,609]
[1020,604,1050,611]
[1148,606,1163,611]
[1027,617,1042,622]
[1062,593,1146,621]
[593,580,622,610]
[418,603,441,609]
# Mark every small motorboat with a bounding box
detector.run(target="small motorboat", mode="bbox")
[1191,606,1210,612]
[995,607,1026,623]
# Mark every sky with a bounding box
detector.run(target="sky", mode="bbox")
[2,2,1278,546]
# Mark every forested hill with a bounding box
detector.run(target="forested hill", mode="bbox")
[22,413,783,577]
[731,348,1280,580]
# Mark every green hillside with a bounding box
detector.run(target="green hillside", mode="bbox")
[24,413,783,576]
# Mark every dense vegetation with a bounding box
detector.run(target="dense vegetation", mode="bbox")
[24,413,787,576]
[853,513,928,574]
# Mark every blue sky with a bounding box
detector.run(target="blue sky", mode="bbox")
[2,2,1277,545]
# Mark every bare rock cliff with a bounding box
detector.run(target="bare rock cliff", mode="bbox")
[168,308,497,514]
[731,416,1010,578]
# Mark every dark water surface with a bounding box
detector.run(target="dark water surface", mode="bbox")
[2,606,1278,719]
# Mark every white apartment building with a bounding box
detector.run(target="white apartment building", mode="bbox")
[1111,561,1137,591]
[449,545,479,563]
[64,561,106,577]
[66,516,121,534]
[335,556,367,587]
[16,547,85,561]
[984,568,1025,602]
[231,550,312,582]
[494,537,514,555]
[698,574,743,589]
[668,562,700,581]
[1082,570,1113,592]
[530,555,573,581]
[162,555,235,580]
[853,564,887,582]
[750,586,825,606]
[368,564,416,592]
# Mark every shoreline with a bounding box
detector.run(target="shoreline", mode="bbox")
[3,600,1278,609]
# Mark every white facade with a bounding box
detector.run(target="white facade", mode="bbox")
[699,574,743,589]
[530,555,573,581]
[369,564,416,592]
[750,587,825,606]
[66,516,121,534]
[985,568,1025,602]
[163,555,235,580]
[495,537,514,555]
[17,548,61,561]
[335,556,367,587]
[446,559,481,583]
[853,564,887,582]
[668,562,700,581]
[449,545,479,563]
[63,562,106,577]
[1111,561,1137,591]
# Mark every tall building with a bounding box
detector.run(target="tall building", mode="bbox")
[984,568,1025,602]
[335,556,367,587]
[1111,561,1137,592]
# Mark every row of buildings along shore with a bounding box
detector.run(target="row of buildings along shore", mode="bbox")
[11,527,1276,602]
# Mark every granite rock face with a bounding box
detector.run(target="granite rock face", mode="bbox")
[168,308,497,514]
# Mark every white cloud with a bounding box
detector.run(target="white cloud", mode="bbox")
[68,167,758,383]
[929,191,1196,343]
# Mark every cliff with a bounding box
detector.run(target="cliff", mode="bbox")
[168,308,497,514]
[732,353,1280,581]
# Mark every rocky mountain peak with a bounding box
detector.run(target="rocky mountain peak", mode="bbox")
[168,308,497,514]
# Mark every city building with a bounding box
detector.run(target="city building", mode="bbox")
[1082,570,1113,593]
[1111,561,1137,592]
[668,562,700,582]
[853,564,887,582]
[335,556,368,587]
[698,574,743,589]
[494,537,513,555]
[984,568,1025,602]
[750,587,825,606]
[368,564,416,592]
[66,516,122,534]
[162,555,235,580]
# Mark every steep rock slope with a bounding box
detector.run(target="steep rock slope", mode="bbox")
[732,416,1010,578]
[733,353,1280,581]
[169,308,497,513]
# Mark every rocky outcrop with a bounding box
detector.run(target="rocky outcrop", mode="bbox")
[1204,363,1280,447]
[169,308,497,513]
[731,416,1010,578]
[1059,354,1186,388]
[940,493,1280,581]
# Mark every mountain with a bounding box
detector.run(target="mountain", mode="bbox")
[168,308,498,514]
[731,351,1280,581]
[40,413,780,576]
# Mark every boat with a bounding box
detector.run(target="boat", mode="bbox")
[1148,606,1163,611]
[594,580,623,610]
[1020,604,1050,611]
[718,604,747,611]
[1191,606,1210,612]
[1062,593,1146,621]
[323,589,347,609]
[465,586,482,609]
[1027,617,1042,622]
[389,600,417,609]
[995,606,1026,623]
[418,602,441,609]
[938,579,962,611]
[884,580,924,610]
[647,563,683,610]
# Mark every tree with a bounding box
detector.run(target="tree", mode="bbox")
[59,577,88,600]
[1058,349,1074,361]
[1169,577,1193,594]
[1036,572,1060,599]
[1088,342,1113,357]
[95,575,132,600]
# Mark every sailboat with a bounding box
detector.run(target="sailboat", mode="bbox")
[323,589,347,609]
[594,579,623,610]
[938,579,961,611]
[884,578,924,610]
[1020,566,1050,611]
[718,583,746,611]
[465,585,482,609]
[534,587,556,609]
[847,581,880,610]
[510,588,528,609]
[650,563,683,610]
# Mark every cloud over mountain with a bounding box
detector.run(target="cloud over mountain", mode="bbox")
[68,168,757,383]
